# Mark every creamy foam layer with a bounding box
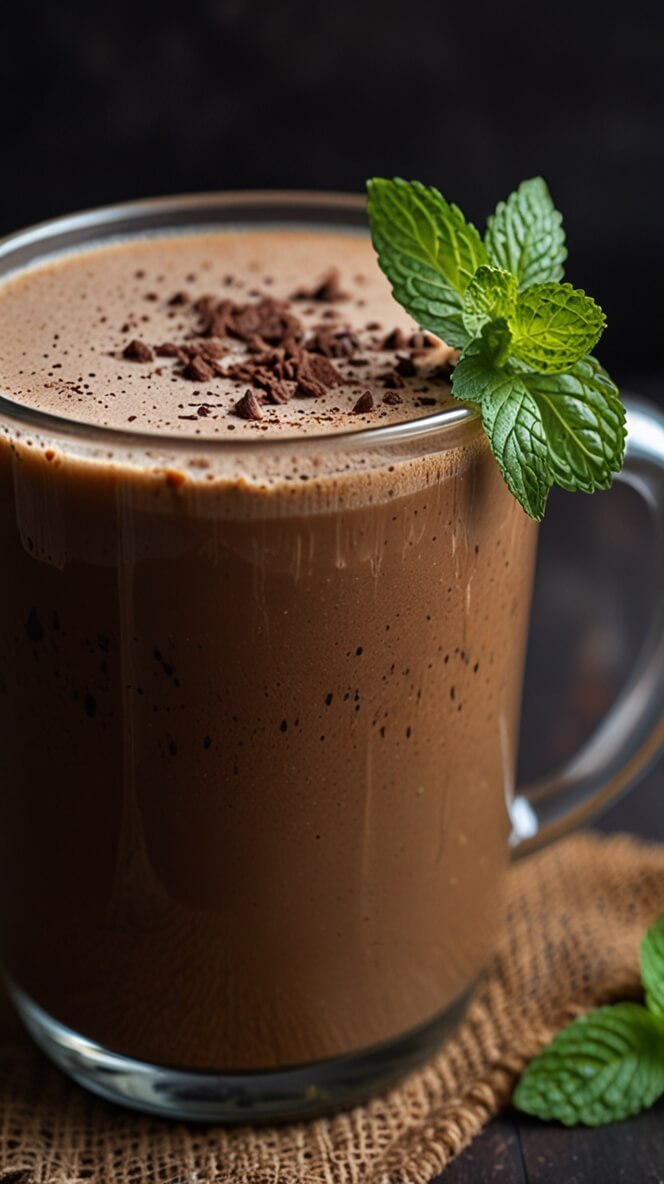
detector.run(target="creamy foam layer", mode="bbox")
[0,229,458,439]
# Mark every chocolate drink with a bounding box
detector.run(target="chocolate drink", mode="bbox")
[0,223,537,1071]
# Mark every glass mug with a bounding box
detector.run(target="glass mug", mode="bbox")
[0,194,662,1123]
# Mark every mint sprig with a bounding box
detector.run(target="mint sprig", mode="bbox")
[366,177,487,347]
[513,914,664,1126]
[365,176,626,520]
[485,176,567,288]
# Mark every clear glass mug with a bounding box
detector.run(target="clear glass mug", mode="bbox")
[0,194,662,1123]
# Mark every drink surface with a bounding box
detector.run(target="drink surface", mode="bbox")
[0,228,456,440]
[0,218,537,1072]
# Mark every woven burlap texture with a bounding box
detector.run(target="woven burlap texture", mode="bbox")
[1,831,662,1184]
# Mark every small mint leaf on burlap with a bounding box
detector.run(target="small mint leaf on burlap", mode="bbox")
[513,1002,664,1126]
[485,176,567,288]
[642,914,664,1020]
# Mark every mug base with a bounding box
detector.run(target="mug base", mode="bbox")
[8,979,475,1123]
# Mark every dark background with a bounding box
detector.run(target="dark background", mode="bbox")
[1,0,663,398]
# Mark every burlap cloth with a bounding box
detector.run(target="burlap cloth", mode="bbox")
[0,831,662,1184]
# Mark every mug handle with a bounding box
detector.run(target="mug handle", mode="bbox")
[511,394,664,858]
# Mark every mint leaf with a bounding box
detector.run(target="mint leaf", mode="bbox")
[365,174,624,520]
[463,266,517,339]
[452,338,551,520]
[366,177,488,346]
[486,176,567,288]
[642,915,664,1020]
[524,358,626,493]
[511,283,606,373]
[513,1003,664,1127]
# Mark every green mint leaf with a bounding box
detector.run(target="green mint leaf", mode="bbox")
[366,173,624,519]
[523,357,626,493]
[480,318,513,368]
[463,266,517,339]
[510,283,606,373]
[513,1002,664,1127]
[642,914,664,1020]
[485,176,567,288]
[452,337,551,520]
[366,177,488,347]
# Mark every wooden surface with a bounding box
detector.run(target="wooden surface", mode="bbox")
[436,464,664,1183]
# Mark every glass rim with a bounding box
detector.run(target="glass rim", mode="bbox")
[0,189,478,455]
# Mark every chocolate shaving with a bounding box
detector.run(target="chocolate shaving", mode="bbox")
[123,339,153,362]
[234,389,264,420]
[395,355,417,378]
[383,370,405,389]
[308,326,360,358]
[262,378,292,404]
[156,342,187,360]
[291,268,347,303]
[183,356,215,382]
[168,291,190,305]
[295,352,343,399]
[383,391,403,405]
[194,295,218,318]
[185,340,227,360]
[381,327,408,351]
[352,391,374,414]
[198,296,303,350]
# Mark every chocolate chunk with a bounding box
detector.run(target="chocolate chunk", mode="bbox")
[183,356,214,382]
[292,268,348,302]
[185,340,227,360]
[234,389,264,420]
[381,327,408,350]
[262,377,293,404]
[206,302,235,339]
[156,342,188,360]
[383,370,405,389]
[352,391,374,414]
[417,396,438,406]
[123,339,154,362]
[395,354,417,378]
[383,391,403,405]
[308,327,360,358]
[168,291,190,305]
[224,297,303,348]
[295,352,343,398]
[194,294,218,318]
